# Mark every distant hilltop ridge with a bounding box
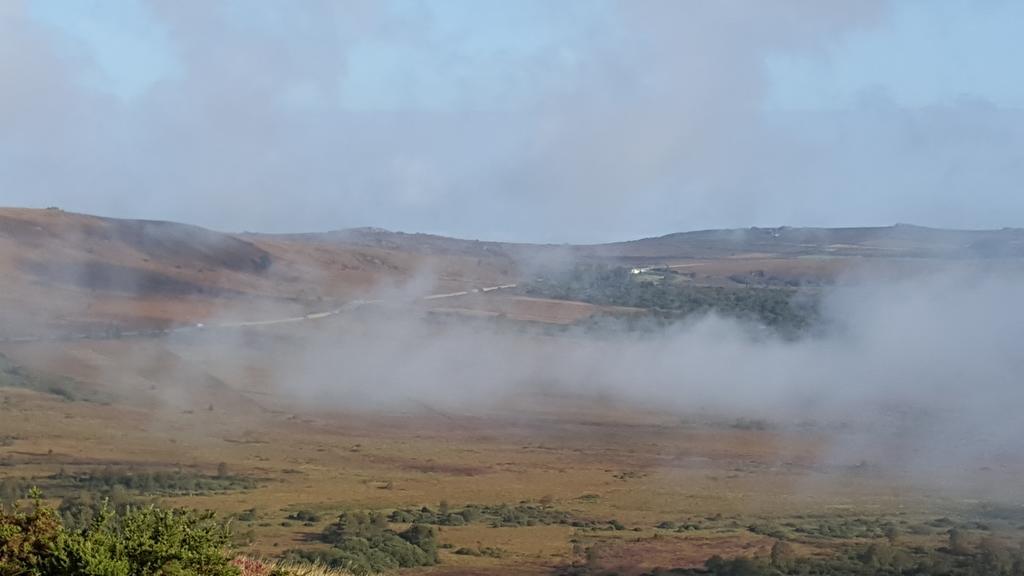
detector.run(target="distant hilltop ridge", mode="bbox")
[274,222,1024,260]
[2,206,1022,335]
[4,207,1024,261]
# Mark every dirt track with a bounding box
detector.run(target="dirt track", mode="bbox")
[0,284,518,344]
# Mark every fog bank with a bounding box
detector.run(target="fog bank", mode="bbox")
[258,269,1024,486]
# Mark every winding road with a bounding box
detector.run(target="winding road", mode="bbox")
[0,283,518,344]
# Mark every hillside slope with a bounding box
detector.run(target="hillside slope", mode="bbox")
[0,208,512,336]
[592,224,1024,260]
[3,207,1023,336]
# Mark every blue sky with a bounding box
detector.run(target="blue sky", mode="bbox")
[28,0,179,99]
[29,0,1024,110]
[3,0,1023,241]
[765,0,1024,109]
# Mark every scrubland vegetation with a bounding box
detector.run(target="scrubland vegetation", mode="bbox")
[389,502,586,528]
[0,490,238,575]
[561,534,1024,576]
[4,394,1024,574]
[49,466,259,496]
[281,511,438,575]
[0,491,360,576]
[525,265,819,333]
[687,537,1024,576]
[6,484,1024,576]
[2,466,258,524]
[4,308,1024,574]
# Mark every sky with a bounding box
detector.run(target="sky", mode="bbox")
[1,0,1023,242]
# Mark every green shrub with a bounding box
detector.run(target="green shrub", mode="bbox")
[311,511,438,574]
[525,264,820,334]
[0,490,238,576]
[50,467,259,496]
[699,540,1024,576]
[389,502,576,528]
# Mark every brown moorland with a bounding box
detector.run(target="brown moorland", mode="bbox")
[3,207,1024,574]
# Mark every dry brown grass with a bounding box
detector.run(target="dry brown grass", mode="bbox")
[0,208,518,335]
[3,361,1005,574]
[2,207,1022,573]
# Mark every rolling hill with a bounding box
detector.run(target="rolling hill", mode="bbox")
[2,206,1023,337]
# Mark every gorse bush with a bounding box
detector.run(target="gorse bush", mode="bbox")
[0,489,238,576]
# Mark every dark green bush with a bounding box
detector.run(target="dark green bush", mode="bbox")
[696,539,1024,576]
[50,467,258,496]
[389,502,576,528]
[525,264,819,334]
[0,490,238,576]
[311,511,438,574]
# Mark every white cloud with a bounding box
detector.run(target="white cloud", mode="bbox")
[3,0,1022,241]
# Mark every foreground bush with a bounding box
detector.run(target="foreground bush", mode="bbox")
[0,490,237,576]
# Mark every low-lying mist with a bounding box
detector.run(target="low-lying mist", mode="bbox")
[242,266,1024,493]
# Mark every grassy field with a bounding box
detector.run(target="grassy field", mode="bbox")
[3,338,1022,576]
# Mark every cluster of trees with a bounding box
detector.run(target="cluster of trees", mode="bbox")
[50,466,258,497]
[526,265,819,334]
[698,535,1024,575]
[0,490,238,576]
[389,501,577,528]
[388,501,628,531]
[788,516,893,540]
[566,535,1024,576]
[282,510,438,575]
